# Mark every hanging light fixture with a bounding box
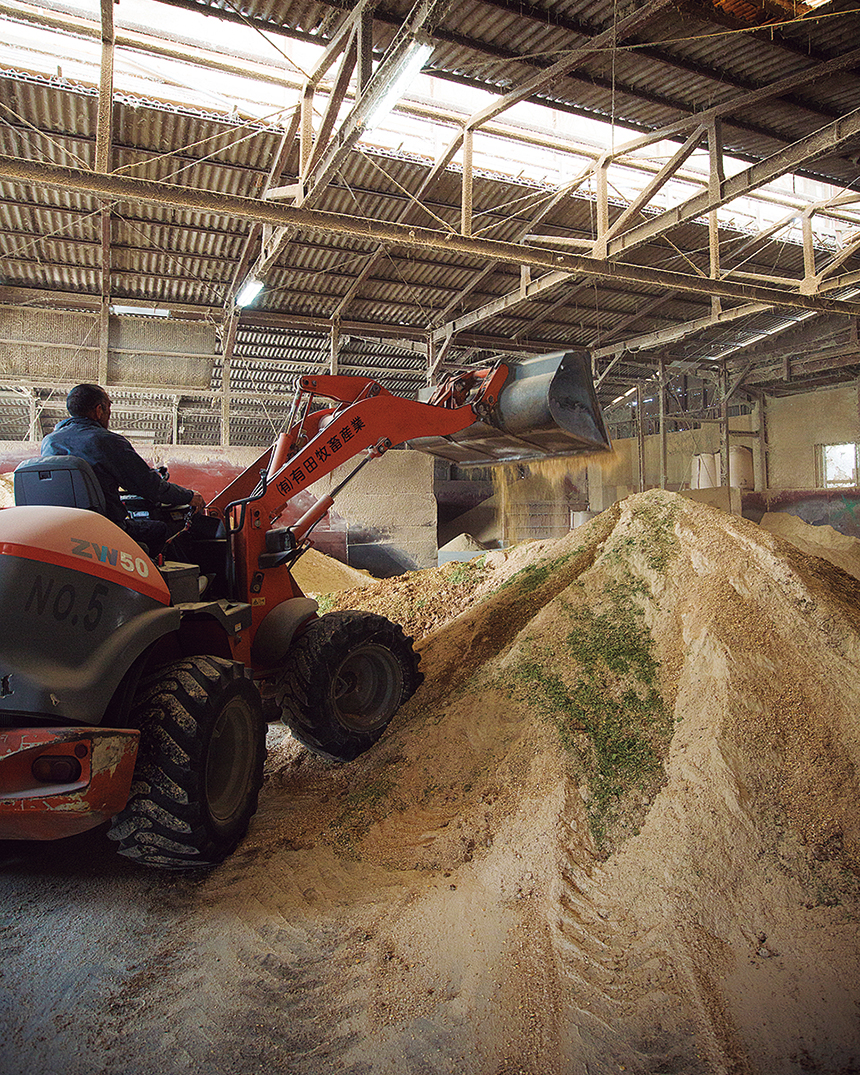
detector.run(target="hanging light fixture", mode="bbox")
[364,38,434,134]
[235,277,264,307]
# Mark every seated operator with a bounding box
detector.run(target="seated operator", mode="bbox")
[41,383,206,557]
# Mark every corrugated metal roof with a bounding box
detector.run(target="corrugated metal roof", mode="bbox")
[0,0,858,448]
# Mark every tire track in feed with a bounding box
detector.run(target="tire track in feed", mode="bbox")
[547,783,704,1074]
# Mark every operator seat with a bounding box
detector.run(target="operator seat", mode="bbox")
[13,455,107,515]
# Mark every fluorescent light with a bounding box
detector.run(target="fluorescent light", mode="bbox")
[364,40,434,133]
[111,305,169,317]
[235,277,264,307]
[611,386,638,406]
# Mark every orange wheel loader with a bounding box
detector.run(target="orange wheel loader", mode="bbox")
[0,351,609,868]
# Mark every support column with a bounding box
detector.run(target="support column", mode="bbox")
[757,390,769,492]
[461,128,473,238]
[708,120,724,318]
[719,362,729,487]
[27,392,41,444]
[658,358,667,489]
[802,211,816,291]
[596,155,609,243]
[299,82,315,190]
[357,8,374,92]
[98,296,109,385]
[636,383,646,492]
[330,317,341,375]
[220,313,239,447]
[96,0,115,388]
[95,1,114,175]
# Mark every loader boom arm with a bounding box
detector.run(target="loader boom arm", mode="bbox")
[205,364,509,612]
[208,365,509,527]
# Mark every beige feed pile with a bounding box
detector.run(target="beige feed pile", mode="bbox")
[288,545,375,593]
[760,509,860,580]
[0,472,14,508]
[439,532,488,552]
[273,489,860,1073]
[4,490,859,1075]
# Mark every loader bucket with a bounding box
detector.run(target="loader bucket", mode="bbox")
[410,349,610,466]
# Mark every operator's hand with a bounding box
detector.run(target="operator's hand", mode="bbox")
[189,491,206,512]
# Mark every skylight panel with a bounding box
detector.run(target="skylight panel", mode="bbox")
[0,0,857,253]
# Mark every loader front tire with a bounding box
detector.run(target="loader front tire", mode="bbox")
[277,611,422,761]
[108,656,266,868]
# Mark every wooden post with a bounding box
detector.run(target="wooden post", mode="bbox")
[658,358,667,489]
[636,383,646,492]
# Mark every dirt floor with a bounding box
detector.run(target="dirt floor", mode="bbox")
[2,490,860,1075]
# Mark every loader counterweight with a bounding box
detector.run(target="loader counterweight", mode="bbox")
[0,506,175,727]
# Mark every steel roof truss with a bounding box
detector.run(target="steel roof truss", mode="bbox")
[605,108,860,260]
[465,0,675,132]
[249,0,450,284]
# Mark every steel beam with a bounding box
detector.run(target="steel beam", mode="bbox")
[4,155,860,320]
[0,0,314,94]
[465,0,674,131]
[431,269,572,343]
[433,167,593,324]
[226,107,302,308]
[605,108,860,258]
[333,129,464,318]
[430,48,860,349]
[247,0,450,283]
[592,303,770,362]
[595,127,705,256]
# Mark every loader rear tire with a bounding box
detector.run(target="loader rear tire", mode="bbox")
[107,655,266,868]
[277,611,423,761]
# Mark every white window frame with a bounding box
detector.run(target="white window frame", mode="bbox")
[815,442,860,488]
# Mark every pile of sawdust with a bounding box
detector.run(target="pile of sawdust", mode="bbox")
[289,546,374,594]
[319,538,561,639]
[760,509,860,580]
[439,532,487,552]
[0,472,14,508]
[266,489,860,1072]
[4,490,859,1075]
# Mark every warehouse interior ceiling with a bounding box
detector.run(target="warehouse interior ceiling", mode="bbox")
[1,0,860,444]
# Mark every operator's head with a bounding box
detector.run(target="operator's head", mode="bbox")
[67,383,112,429]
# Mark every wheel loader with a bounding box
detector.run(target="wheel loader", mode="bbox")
[0,349,609,868]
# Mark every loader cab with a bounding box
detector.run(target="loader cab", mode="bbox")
[12,455,229,597]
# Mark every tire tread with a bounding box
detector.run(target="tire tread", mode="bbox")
[107,655,265,868]
[277,611,422,761]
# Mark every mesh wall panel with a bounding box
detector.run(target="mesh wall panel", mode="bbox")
[0,308,98,382]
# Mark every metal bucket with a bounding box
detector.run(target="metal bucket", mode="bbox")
[410,350,611,466]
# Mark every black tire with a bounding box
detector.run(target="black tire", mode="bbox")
[277,611,423,761]
[107,655,266,868]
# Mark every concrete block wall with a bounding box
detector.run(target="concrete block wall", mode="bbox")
[766,384,859,491]
[307,449,437,576]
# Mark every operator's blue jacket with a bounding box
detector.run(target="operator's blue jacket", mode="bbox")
[41,417,195,527]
